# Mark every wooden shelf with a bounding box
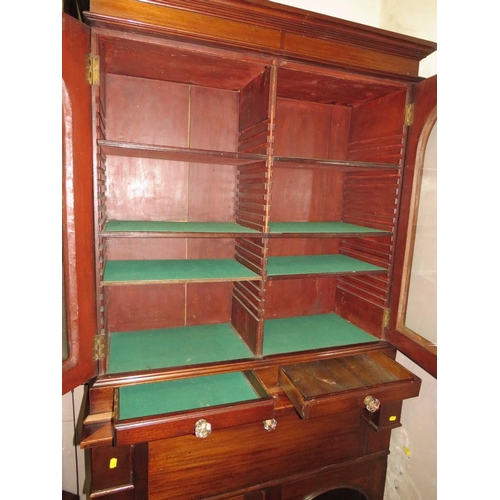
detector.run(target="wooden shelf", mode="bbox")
[107,315,379,375]
[266,254,386,278]
[102,220,391,238]
[263,313,378,356]
[273,156,400,171]
[267,221,391,236]
[108,323,257,374]
[103,220,260,237]
[102,258,260,285]
[98,140,267,165]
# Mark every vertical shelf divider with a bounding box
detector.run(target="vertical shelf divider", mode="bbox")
[231,66,277,357]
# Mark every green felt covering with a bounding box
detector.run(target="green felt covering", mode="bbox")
[103,258,259,284]
[118,371,260,420]
[105,220,258,233]
[263,313,378,356]
[108,323,256,374]
[266,254,385,276]
[268,222,387,234]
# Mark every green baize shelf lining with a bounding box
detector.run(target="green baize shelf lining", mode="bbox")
[118,371,259,420]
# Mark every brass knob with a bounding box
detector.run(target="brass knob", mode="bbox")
[364,395,380,413]
[194,419,212,438]
[263,418,277,431]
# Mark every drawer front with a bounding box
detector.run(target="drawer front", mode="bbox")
[278,351,421,419]
[114,371,274,445]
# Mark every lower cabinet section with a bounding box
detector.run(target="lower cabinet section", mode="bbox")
[89,406,392,500]
[84,351,420,499]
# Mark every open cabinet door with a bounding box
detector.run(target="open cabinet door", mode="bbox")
[387,75,437,378]
[62,12,98,394]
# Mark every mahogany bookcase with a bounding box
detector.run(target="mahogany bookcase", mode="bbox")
[62,2,437,499]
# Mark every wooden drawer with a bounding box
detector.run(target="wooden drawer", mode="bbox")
[113,371,274,445]
[278,351,421,420]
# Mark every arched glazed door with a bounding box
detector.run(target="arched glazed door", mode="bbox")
[62,12,97,394]
[387,75,437,378]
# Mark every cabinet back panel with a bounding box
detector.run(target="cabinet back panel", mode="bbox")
[106,237,186,260]
[107,282,233,332]
[188,87,239,220]
[105,80,241,222]
[274,98,334,158]
[106,156,189,221]
[186,282,233,325]
[106,238,235,260]
[188,163,238,221]
[190,86,239,150]
[268,238,340,257]
[107,283,187,332]
[264,277,336,319]
[270,168,344,222]
[105,74,189,145]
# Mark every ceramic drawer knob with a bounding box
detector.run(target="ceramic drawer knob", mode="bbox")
[194,419,212,438]
[364,395,381,413]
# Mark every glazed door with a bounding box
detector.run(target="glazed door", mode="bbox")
[386,75,437,378]
[62,12,98,394]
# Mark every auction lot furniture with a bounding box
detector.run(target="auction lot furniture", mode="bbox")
[62,2,437,498]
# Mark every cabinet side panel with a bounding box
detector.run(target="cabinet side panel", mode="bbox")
[348,89,407,165]
[239,68,271,136]
[335,288,385,338]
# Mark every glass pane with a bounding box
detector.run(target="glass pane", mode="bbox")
[63,260,70,362]
[404,123,437,344]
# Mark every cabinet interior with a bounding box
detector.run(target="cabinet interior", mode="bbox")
[93,33,410,377]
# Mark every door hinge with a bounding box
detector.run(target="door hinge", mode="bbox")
[93,334,105,360]
[86,54,100,86]
[405,103,415,126]
[382,308,390,328]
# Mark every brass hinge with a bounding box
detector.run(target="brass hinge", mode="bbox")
[93,335,105,360]
[382,308,390,328]
[86,54,100,86]
[405,103,415,126]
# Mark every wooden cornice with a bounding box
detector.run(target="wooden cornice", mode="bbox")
[86,0,436,79]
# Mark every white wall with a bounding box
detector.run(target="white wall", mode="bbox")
[63,386,87,497]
